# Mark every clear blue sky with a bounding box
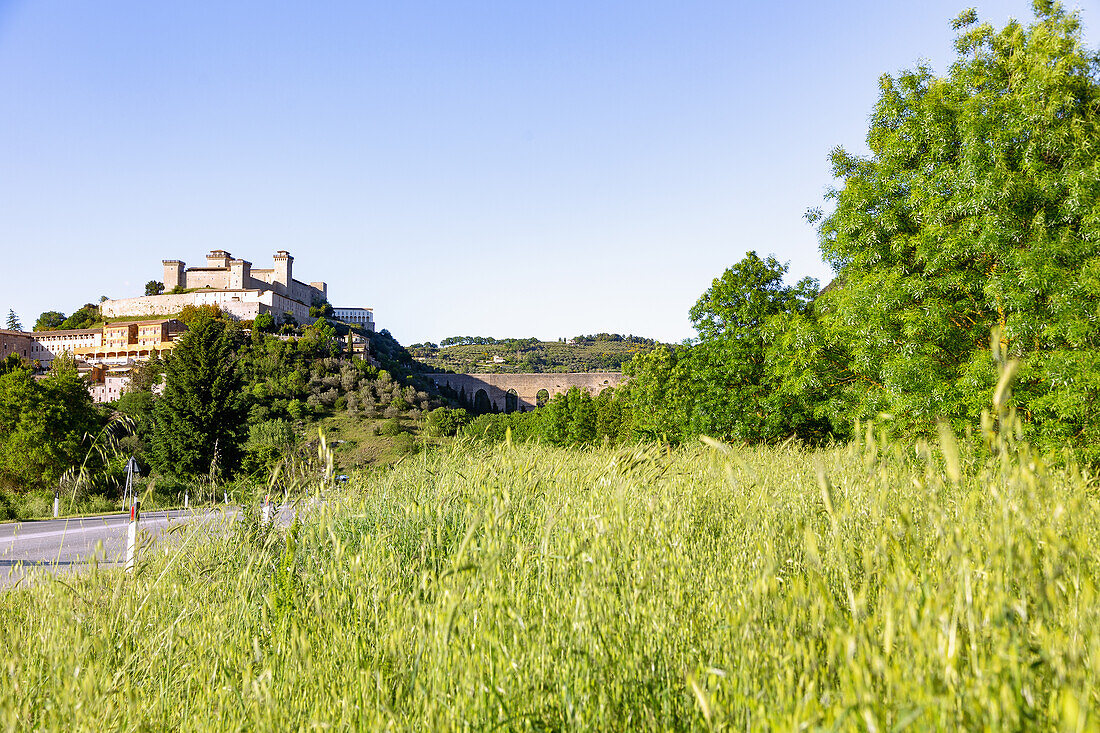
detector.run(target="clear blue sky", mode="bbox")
[1,1,1096,344]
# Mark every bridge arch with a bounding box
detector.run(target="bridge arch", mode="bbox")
[425,372,626,414]
[472,389,492,414]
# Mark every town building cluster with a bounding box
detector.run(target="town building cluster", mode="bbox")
[0,250,374,402]
[0,319,186,402]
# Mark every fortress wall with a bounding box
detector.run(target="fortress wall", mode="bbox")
[102,290,317,325]
[287,279,324,305]
[219,301,263,322]
[103,293,198,317]
[103,290,263,318]
[268,292,314,325]
[182,270,230,289]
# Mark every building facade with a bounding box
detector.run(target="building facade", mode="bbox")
[73,319,186,366]
[333,307,375,331]
[3,319,186,402]
[0,330,35,363]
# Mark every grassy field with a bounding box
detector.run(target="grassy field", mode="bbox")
[2,430,1097,729]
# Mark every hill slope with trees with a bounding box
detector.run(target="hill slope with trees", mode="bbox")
[409,334,660,373]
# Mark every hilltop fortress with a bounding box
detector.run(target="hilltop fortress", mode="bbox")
[102,249,374,329]
[0,250,374,402]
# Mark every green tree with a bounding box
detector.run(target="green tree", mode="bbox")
[145,280,165,296]
[152,313,246,478]
[424,407,470,437]
[123,352,164,395]
[685,252,818,442]
[621,344,691,441]
[6,310,22,331]
[309,300,335,319]
[253,312,276,332]
[61,304,99,330]
[807,3,1100,452]
[567,389,597,444]
[0,353,23,376]
[178,304,223,325]
[0,356,100,490]
[34,311,66,331]
[242,419,295,475]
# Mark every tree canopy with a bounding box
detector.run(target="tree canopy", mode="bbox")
[152,313,247,478]
[34,311,66,331]
[0,357,100,490]
[801,1,1100,450]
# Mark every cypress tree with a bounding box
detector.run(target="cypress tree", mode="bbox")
[152,314,246,478]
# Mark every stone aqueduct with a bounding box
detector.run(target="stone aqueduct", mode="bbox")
[423,372,626,412]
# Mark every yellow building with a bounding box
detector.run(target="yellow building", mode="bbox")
[73,319,186,365]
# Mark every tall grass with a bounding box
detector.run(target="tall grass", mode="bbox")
[1,430,1097,729]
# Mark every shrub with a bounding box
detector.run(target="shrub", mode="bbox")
[424,407,470,437]
[380,419,403,436]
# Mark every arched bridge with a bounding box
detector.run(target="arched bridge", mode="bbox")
[424,372,626,413]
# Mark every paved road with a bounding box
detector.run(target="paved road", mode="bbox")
[0,507,241,587]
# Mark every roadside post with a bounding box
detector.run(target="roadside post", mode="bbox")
[125,501,140,573]
[262,494,272,525]
[184,489,189,510]
[53,489,59,518]
[124,457,140,510]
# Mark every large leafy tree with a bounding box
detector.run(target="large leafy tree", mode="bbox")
[617,253,822,444]
[807,2,1100,449]
[61,304,99,330]
[0,357,100,490]
[34,311,66,331]
[152,314,246,478]
[684,252,819,441]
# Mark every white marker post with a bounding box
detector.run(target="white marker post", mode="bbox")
[183,490,189,510]
[124,456,140,510]
[262,494,272,525]
[125,501,140,573]
[53,489,59,518]
[223,490,228,505]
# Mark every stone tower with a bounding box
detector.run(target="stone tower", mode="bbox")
[207,250,232,268]
[229,258,251,289]
[273,250,293,290]
[162,260,185,290]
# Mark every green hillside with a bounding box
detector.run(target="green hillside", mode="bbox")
[409,335,661,373]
